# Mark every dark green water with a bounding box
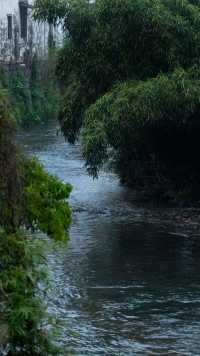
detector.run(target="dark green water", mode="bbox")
[19,122,200,355]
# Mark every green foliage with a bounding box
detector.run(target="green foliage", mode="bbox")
[0,230,60,355]
[0,88,72,353]
[33,0,68,25]
[51,0,200,144]
[83,68,200,190]
[0,88,72,238]
[58,77,90,143]
[34,0,200,196]
[30,53,61,123]
[22,158,72,241]
[0,56,60,126]
[0,89,22,231]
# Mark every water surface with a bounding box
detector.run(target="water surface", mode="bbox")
[18,122,200,355]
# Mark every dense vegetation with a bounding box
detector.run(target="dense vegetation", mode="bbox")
[0,54,59,126]
[2,0,200,352]
[83,68,200,197]
[34,0,200,199]
[0,88,72,354]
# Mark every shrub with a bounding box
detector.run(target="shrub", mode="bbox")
[83,68,200,192]
[0,88,72,354]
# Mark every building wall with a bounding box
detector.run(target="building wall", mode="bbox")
[0,0,49,63]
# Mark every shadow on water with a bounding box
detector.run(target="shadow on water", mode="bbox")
[18,121,200,355]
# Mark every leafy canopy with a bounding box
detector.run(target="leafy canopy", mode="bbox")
[83,68,200,183]
[34,0,200,194]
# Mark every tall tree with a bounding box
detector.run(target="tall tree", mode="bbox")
[34,0,200,197]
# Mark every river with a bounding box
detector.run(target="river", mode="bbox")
[18,121,200,355]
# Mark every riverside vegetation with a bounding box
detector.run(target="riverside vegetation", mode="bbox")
[2,0,200,354]
[0,53,60,126]
[34,0,200,201]
[0,86,72,354]
[0,8,72,355]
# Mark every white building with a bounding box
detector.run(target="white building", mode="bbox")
[0,0,50,63]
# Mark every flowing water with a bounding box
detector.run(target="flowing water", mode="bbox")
[18,121,200,355]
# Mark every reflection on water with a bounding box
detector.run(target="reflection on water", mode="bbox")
[18,122,200,355]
